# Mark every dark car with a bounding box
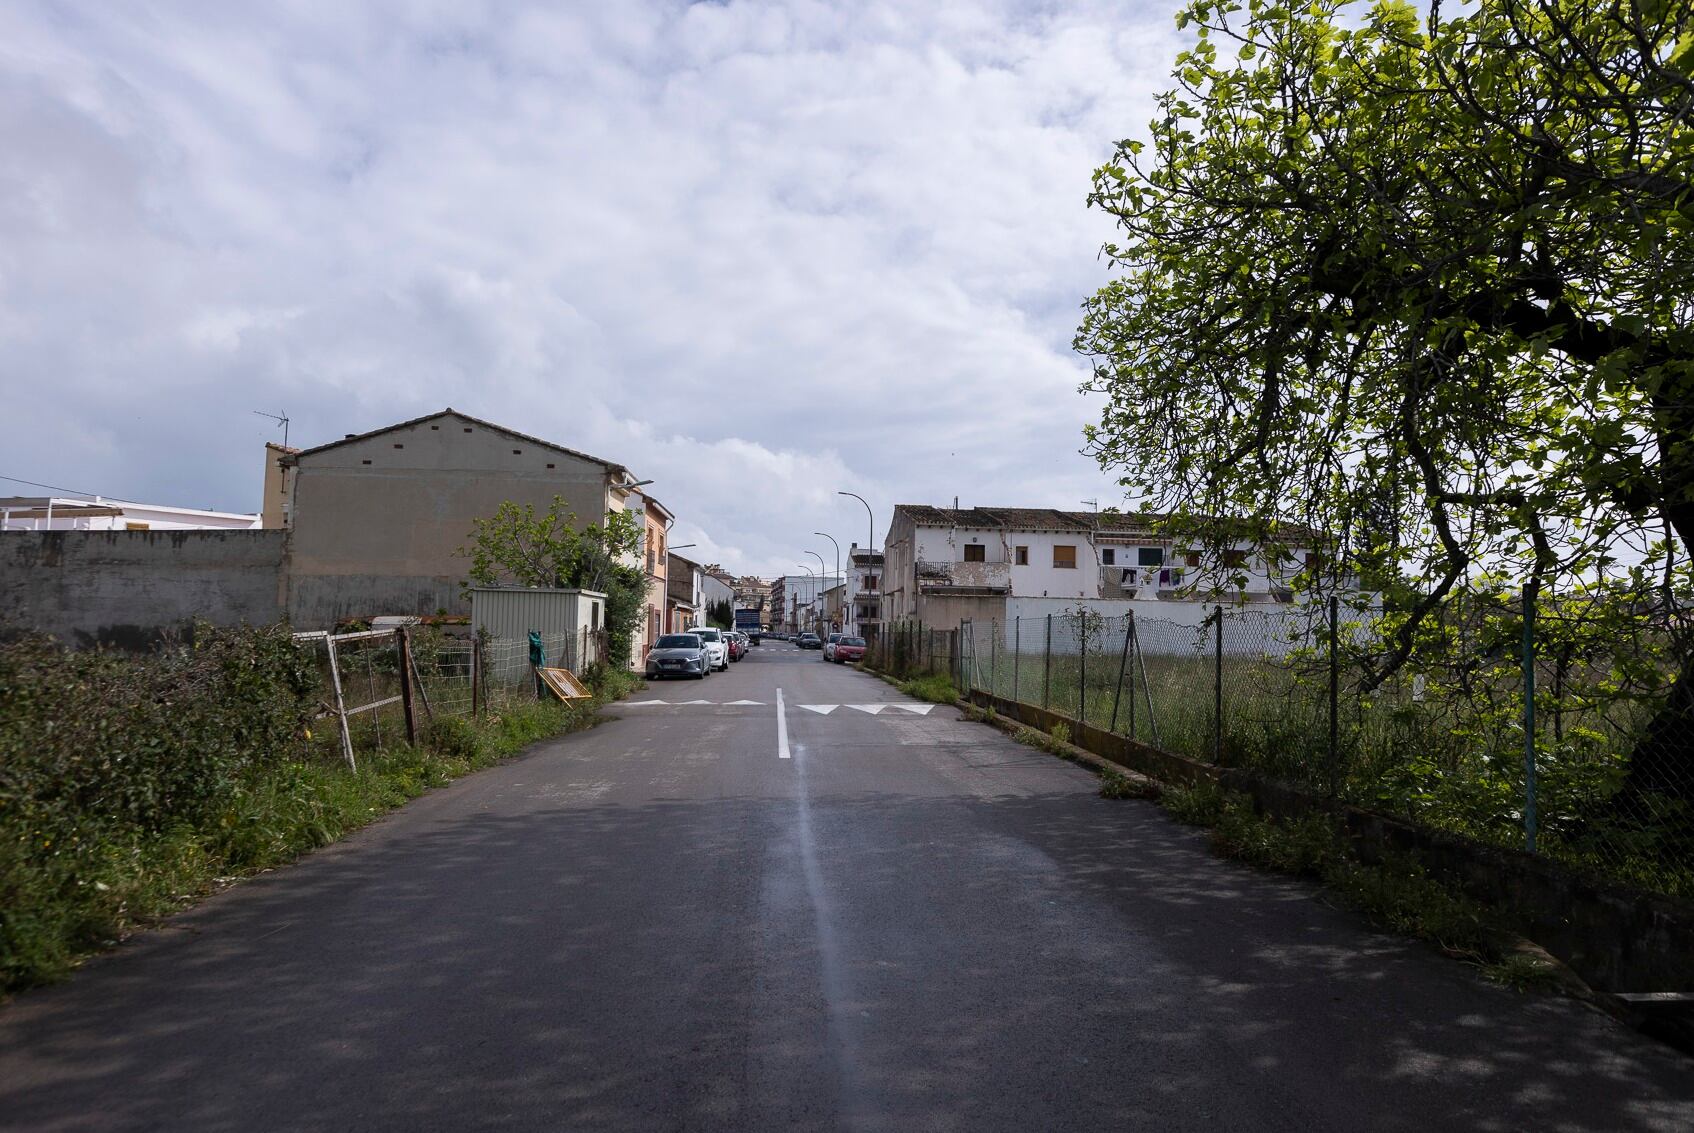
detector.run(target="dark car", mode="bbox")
[645,633,710,680]
[797,632,822,649]
[833,636,866,663]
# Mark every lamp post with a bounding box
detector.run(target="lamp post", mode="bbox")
[838,491,874,555]
[806,550,827,629]
[814,531,841,630]
[797,563,816,636]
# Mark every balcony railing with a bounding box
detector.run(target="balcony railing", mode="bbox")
[1100,565,1187,597]
[916,559,1011,592]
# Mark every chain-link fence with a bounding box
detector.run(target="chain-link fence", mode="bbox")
[956,603,1694,900]
[863,621,959,682]
[294,625,606,767]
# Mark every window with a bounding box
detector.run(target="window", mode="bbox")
[1224,549,1249,567]
[393,443,404,449]
[1015,545,1029,565]
[1138,547,1164,567]
[1053,545,1077,569]
[1184,550,1201,568]
[963,543,986,562]
[1101,548,1116,565]
[1305,551,1325,569]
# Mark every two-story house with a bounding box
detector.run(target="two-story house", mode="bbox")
[882,504,1335,627]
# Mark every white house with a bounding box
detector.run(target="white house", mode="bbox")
[844,544,884,634]
[882,504,1339,627]
[0,496,261,532]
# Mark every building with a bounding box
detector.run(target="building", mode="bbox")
[631,491,673,663]
[731,576,771,621]
[700,569,735,625]
[275,408,652,644]
[767,573,840,633]
[822,582,845,631]
[844,545,883,634]
[1,496,261,532]
[882,504,1335,627]
[667,552,705,632]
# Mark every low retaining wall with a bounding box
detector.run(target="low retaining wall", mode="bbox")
[967,687,1694,995]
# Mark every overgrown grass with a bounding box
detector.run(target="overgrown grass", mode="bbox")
[0,653,640,995]
[1108,778,1554,987]
[897,672,959,705]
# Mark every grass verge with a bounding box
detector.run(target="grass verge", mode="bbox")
[1140,781,1562,989]
[1,668,641,996]
[896,672,959,704]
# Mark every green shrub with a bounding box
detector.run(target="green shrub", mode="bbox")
[1159,781,1231,826]
[898,673,958,704]
[0,627,636,993]
[1099,769,1158,800]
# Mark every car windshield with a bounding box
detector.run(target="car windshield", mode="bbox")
[842,637,865,646]
[827,634,841,642]
[694,629,721,641]
[656,635,701,649]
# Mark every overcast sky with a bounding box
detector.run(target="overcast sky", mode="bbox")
[1,1,1186,578]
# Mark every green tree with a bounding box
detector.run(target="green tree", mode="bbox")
[706,598,734,630]
[1075,0,1694,797]
[461,497,646,667]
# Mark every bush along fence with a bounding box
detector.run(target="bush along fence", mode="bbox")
[0,621,627,993]
[944,603,1694,906]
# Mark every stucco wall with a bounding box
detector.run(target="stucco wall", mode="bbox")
[286,414,620,626]
[0,531,288,648]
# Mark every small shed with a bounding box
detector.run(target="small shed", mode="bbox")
[469,586,606,683]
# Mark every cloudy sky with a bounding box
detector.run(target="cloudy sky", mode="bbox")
[1,0,1187,578]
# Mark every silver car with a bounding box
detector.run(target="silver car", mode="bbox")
[646,633,710,680]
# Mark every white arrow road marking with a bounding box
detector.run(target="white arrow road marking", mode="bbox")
[676,699,713,706]
[848,704,888,715]
[723,700,766,705]
[892,704,935,715]
[800,704,838,715]
[777,687,791,759]
[626,700,670,706]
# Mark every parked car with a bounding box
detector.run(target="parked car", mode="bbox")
[833,635,866,664]
[691,626,730,671]
[797,632,822,649]
[822,632,843,661]
[726,631,747,661]
[645,633,710,680]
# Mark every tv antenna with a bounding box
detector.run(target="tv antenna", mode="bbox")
[253,410,290,448]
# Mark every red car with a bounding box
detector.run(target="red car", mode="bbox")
[832,636,866,663]
[727,633,748,661]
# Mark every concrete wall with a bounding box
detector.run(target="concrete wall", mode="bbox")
[0,531,287,648]
[285,413,621,627]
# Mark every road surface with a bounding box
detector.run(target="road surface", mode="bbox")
[2,641,1691,1131]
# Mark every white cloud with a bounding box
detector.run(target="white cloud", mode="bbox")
[0,0,1187,576]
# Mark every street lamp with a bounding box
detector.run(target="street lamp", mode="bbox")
[838,491,874,555]
[806,550,830,633]
[796,562,816,635]
[814,531,840,629]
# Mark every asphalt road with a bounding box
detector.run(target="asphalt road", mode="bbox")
[3,642,1692,1132]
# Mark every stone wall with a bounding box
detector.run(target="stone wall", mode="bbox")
[0,531,288,648]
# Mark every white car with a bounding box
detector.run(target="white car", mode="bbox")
[691,626,730,671]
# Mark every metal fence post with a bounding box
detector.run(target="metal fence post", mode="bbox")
[1078,614,1088,724]
[1012,617,1020,704]
[1213,604,1223,763]
[1523,587,1539,853]
[1110,614,1131,734]
[1328,595,1340,798]
[1043,613,1053,709]
[989,619,998,696]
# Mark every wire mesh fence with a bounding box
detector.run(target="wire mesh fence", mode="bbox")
[948,603,1694,900]
[293,625,607,768]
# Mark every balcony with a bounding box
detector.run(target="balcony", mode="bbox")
[916,559,1010,594]
[1100,565,1187,598]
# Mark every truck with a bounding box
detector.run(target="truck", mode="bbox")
[734,607,762,645]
